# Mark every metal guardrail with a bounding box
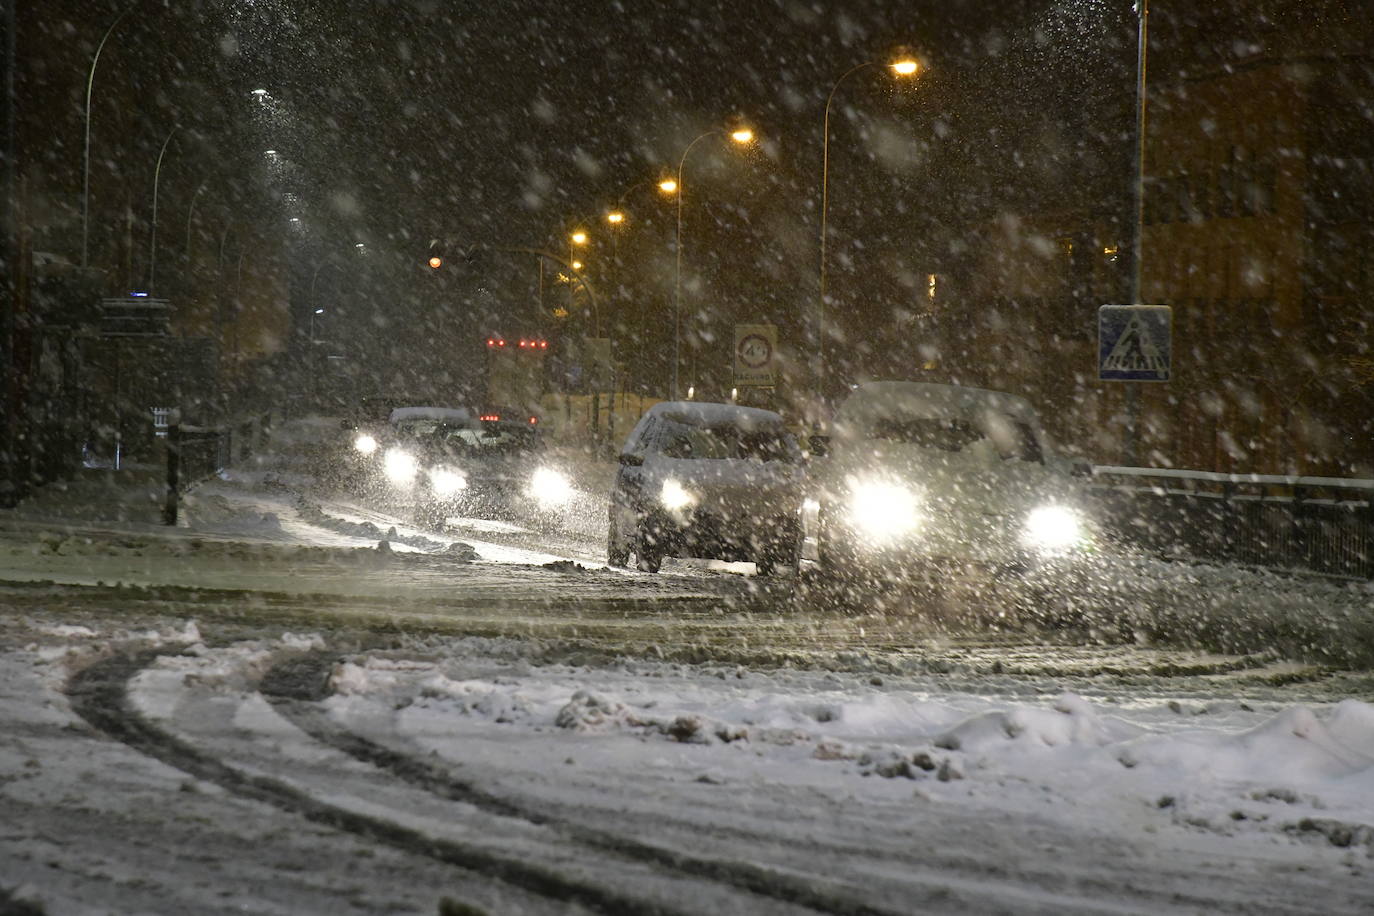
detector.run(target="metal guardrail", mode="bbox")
[1087,465,1374,578]
[163,412,273,525]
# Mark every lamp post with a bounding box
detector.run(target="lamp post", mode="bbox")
[816,57,920,398]
[81,7,132,268]
[671,127,754,400]
[183,179,208,264]
[568,227,591,332]
[605,179,675,396]
[1123,0,1151,466]
[309,259,341,328]
[147,125,178,295]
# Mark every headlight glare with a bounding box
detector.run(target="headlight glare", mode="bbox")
[849,479,920,540]
[1023,505,1083,552]
[383,448,418,485]
[529,467,573,506]
[353,434,378,455]
[660,478,695,511]
[429,466,467,498]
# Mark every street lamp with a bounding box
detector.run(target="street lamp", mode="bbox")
[147,125,179,295]
[1123,0,1151,466]
[671,126,755,400]
[81,7,133,268]
[816,57,921,397]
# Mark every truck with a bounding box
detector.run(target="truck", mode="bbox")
[483,335,548,420]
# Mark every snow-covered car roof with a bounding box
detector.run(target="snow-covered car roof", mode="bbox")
[644,400,788,430]
[836,382,1041,429]
[388,406,476,426]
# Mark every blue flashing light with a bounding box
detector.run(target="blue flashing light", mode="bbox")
[130,291,150,298]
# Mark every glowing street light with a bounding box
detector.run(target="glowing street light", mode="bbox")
[571,230,589,245]
[816,56,922,396]
[670,125,756,400]
[605,211,625,225]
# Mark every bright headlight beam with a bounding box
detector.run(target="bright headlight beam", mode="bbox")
[353,434,378,455]
[429,467,467,498]
[849,479,920,540]
[1023,505,1082,552]
[529,467,573,506]
[660,478,695,511]
[383,448,418,485]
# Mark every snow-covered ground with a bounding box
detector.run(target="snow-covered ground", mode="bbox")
[2,417,1373,914]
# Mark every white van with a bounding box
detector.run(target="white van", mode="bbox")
[808,382,1094,580]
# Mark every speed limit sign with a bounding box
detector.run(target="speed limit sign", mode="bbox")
[733,324,777,386]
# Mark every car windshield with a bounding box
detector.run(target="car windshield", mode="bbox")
[868,414,1044,463]
[659,423,798,462]
[441,425,539,457]
[392,418,444,439]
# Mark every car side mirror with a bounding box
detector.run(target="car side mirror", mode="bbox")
[619,453,644,467]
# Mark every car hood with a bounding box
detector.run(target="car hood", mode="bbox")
[643,457,804,517]
[815,443,1086,517]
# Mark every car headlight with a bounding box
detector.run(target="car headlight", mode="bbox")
[383,448,418,485]
[353,434,378,455]
[848,479,920,540]
[660,478,696,511]
[528,467,573,507]
[1023,505,1083,552]
[429,466,467,498]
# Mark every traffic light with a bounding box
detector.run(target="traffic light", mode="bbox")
[427,238,444,270]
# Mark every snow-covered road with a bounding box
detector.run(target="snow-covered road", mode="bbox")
[3,422,1373,914]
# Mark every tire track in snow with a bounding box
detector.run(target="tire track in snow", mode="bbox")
[258,650,908,916]
[64,647,702,916]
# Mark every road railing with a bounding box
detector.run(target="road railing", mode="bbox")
[1087,465,1374,578]
[163,411,274,524]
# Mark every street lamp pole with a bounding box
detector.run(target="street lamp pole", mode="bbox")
[183,179,208,264]
[81,8,132,269]
[147,125,178,295]
[606,179,674,397]
[671,128,753,400]
[1124,0,1150,467]
[817,58,920,400]
[672,130,718,401]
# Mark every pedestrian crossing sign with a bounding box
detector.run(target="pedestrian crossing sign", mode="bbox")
[1098,304,1172,382]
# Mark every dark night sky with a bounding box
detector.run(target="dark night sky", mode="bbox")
[18,0,1371,400]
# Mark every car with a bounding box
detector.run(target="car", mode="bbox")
[350,405,477,498]
[412,410,575,530]
[808,381,1095,584]
[329,396,424,490]
[607,401,806,575]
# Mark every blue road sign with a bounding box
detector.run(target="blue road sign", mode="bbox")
[1098,304,1172,382]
